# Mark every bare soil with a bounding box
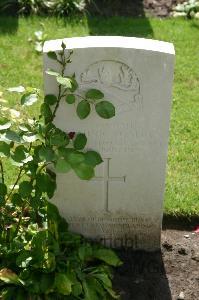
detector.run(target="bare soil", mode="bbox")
[88,0,185,17]
[114,229,199,300]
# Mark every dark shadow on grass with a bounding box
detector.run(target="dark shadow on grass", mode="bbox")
[0,15,18,34]
[114,249,172,300]
[0,0,19,33]
[87,0,149,17]
[163,214,199,231]
[86,0,153,38]
[87,17,154,38]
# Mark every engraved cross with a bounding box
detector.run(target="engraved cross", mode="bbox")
[92,158,126,212]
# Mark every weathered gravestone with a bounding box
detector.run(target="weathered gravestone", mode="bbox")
[43,36,175,250]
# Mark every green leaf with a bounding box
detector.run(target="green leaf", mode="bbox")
[73,133,87,150]
[10,160,21,167]
[11,193,23,206]
[94,273,112,289]
[40,103,53,121]
[7,86,25,93]
[21,93,38,106]
[44,94,57,105]
[5,130,21,143]
[0,183,7,196]
[0,142,10,157]
[74,163,94,180]
[50,131,69,147]
[72,282,82,297]
[95,101,115,119]
[43,252,56,272]
[42,122,55,135]
[12,145,27,162]
[56,76,72,89]
[39,146,55,162]
[85,151,103,167]
[55,273,72,296]
[35,173,49,193]
[55,159,71,173]
[23,133,37,143]
[47,202,60,222]
[88,277,108,298]
[31,230,48,253]
[83,279,99,300]
[86,89,104,100]
[66,94,75,104]
[39,274,55,294]
[46,69,60,77]
[0,118,11,131]
[69,77,78,92]
[67,151,85,166]
[93,249,122,266]
[78,244,93,261]
[36,173,56,198]
[58,147,74,159]
[16,251,32,268]
[105,287,120,299]
[0,269,24,286]
[19,181,33,198]
[47,51,57,60]
[25,161,37,176]
[19,124,31,132]
[76,100,91,119]
[47,179,57,199]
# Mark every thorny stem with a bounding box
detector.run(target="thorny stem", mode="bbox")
[37,162,51,175]
[13,202,26,238]
[28,142,32,152]
[6,167,24,201]
[0,159,4,184]
[0,160,5,231]
[51,48,72,121]
[51,83,62,121]
[14,175,34,237]
[6,142,33,201]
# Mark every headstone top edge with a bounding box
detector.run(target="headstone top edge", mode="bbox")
[43,36,175,55]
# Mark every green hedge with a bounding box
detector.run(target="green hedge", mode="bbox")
[0,0,88,16]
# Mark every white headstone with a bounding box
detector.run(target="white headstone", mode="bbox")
[43,36,175,250]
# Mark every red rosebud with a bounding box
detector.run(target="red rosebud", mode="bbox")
[68,132,75,139]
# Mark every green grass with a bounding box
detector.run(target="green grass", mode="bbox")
[0,16,198,217]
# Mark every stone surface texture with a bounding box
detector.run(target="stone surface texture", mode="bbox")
[43,36,175,250]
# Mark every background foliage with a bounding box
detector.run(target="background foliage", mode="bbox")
[173,0,199,18]
[0,0,88,16]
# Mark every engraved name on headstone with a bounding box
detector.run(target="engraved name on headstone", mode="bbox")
[43,36,175,250]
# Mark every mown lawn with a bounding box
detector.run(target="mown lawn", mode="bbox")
[0,16,198,217]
